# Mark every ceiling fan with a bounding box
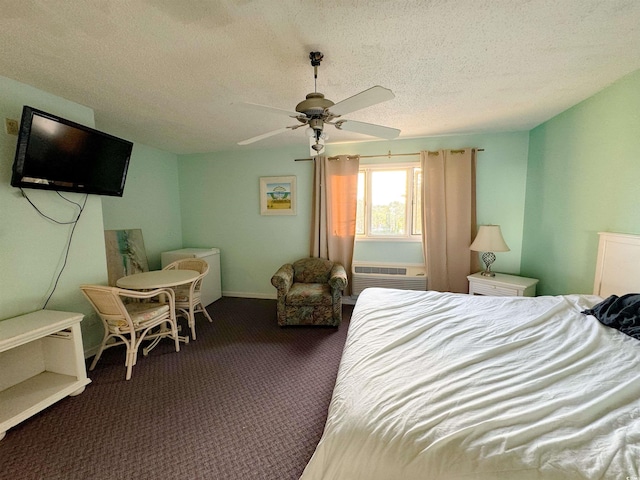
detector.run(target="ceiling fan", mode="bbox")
[237,52,401,152]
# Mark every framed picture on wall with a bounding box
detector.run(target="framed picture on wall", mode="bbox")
[260,176,297,215]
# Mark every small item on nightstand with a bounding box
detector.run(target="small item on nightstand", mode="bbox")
[469,225,510,277]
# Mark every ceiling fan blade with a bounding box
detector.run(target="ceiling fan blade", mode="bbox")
[329,86,395,116]
[237,127,293,145]
[336,120,400,140]
[234,102,299,118]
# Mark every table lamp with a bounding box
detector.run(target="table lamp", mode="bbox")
[469,225,510,277]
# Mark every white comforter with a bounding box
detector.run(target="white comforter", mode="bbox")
[301,289,640,479]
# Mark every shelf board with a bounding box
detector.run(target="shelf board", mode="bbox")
[0,371,89,431]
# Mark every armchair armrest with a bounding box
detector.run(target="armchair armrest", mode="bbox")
[271,264,294,294]
[328,263,348,291]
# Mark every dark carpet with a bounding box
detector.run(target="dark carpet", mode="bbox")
[0,297,352,480]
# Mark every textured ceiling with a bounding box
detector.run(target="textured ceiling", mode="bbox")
[1,0,639,154]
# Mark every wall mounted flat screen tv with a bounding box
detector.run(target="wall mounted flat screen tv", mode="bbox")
[11,106,133,197]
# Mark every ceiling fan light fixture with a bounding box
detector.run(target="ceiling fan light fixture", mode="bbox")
[236,51,400,147]
[308,118,324,131]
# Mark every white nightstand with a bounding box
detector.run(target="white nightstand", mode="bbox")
[467,272,539,297]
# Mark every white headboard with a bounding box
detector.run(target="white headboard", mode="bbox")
[593,232,640,297]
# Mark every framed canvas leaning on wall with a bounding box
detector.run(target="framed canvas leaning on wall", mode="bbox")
[104,229,149,286]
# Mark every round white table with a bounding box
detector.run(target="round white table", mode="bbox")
[116,269,199,290]
[116,269,200,351]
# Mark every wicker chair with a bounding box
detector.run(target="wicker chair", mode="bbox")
[80,285,181,380]
[162,258,213,340]
[271,257,347,327]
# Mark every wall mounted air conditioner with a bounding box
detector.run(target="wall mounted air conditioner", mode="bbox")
[351,262,427,296]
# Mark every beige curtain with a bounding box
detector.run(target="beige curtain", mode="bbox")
[311,155,360,295]
[421,149,478,293]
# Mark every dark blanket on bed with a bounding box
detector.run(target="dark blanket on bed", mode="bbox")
[582,293,640,341]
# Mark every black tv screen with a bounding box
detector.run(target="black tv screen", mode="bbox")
[11,106,133,197]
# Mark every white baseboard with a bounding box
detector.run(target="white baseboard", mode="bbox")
[221,291,357,304]
[83,344,100,359]
[222,291,277,300]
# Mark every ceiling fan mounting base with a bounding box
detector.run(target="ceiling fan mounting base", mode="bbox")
[309,51,323,67]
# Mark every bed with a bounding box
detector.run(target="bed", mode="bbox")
[301,232,640,479]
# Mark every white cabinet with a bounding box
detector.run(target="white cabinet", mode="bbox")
[0,310,90,441]
[467,272,538,297]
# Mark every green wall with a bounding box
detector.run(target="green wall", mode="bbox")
[0,75,184,354]
[0,75,107,350]
[522,69,640,295]
[9,63,635,331]
[101,143,183,270]
[178,131,530,298]
[178,145,313,298]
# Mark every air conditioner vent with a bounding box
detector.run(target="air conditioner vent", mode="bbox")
[354,266,407,275]
[352,263,427,296]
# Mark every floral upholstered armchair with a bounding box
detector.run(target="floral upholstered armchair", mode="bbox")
[271,257,348,327]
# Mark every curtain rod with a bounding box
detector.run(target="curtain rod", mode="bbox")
[294,148,484,162]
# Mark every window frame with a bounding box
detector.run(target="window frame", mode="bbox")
[356,162,422,242]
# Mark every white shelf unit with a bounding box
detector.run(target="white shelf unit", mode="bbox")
[0,310,91,441]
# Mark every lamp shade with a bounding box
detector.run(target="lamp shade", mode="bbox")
[469,225,510,252]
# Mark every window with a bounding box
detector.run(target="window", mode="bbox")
[356,163,422,240]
